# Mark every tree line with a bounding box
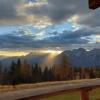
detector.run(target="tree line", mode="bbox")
[0,58,100,85]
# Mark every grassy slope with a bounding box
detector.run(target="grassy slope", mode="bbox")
[90,88,100,100]
[43,92,80,100]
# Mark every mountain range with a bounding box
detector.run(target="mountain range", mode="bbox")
[57,48,100,67]
[0,48,100,68]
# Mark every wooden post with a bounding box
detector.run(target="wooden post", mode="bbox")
[80,88,92,100]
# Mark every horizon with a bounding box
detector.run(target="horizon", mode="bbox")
[0,47,100,57]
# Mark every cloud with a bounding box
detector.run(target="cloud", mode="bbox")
[43,26,99,45]
[0,26,99,50]
[0,0,17,19]
[0,0,28,24]
[27,0,100,26]
[0,0,99,51]
[0,33,36,49]
[0,0,99,27]
[78,9,100,27]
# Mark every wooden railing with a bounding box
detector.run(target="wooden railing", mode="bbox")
[0,79,100,100]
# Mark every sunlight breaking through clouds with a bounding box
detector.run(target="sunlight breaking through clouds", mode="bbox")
[0,51,28,57]
[68,15,79,24]
[86,35,100,44]
[0,0,99,53]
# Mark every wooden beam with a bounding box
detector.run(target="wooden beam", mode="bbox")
[89,0,100,9]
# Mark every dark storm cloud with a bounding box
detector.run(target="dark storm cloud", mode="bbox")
[0,0,26,24]
[27,0,79,22]
[27,4,48,15]
[0,0,19,19]
[0,0,99,26]
[28,0,100,26]
[78,9,100,27]
[47,0,88,22]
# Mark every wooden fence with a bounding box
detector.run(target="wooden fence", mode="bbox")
[0,79,100,100]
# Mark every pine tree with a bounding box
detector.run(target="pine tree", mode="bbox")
[32,63,42,83]
[21,60,32,83]
[16,59,21,83]
[8,61,18,85]
[42,67,49,81]
[0,61,2,83]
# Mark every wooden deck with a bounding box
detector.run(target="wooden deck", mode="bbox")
[0,79,100,100]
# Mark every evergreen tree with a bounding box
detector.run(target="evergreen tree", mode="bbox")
[42,67,49,81]
[2,68,8,84]
[16,59,21,83]
[0,61,2,74]
[8,61,18,85]
[32,63,42,83]
[21,60,32,83]
[0,61,2,83]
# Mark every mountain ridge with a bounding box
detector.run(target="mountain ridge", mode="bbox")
[0,48,100,68]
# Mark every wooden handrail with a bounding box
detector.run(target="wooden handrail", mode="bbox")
[0,79,100,100]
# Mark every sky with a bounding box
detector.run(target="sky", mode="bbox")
[0,0,100,57]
